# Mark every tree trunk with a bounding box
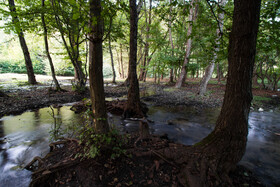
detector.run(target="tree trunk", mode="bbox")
[123,0,144,119]
[50,0,85,90]
[89,0,109,134]
[139,0,152,82]
[120,44,124,79]
[168,0,174,83]
[217,62,221,83]
[175,0,198,88]
[198,63,215,95]
[41,0,61,91]
[178,1,261,186]
[8,0,36,85]
[109,33,116,83]
[198,0,226,95]
[252,64,259,87]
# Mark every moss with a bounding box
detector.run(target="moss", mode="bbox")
[194,132,216,147]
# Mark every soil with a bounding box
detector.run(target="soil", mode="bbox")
[1,77,280,187]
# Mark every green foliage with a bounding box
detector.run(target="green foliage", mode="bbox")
[0,60,45,74]
[76,123,128,160]
[253,96,272,102]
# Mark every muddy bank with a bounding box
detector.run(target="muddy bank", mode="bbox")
[27,134,264,187]
[1,81,279,118]
[0,88,87,118]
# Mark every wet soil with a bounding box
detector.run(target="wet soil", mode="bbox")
[27,135,264,187]
[1,79,280,186]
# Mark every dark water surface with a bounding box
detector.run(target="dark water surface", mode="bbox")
[0,104,279,186]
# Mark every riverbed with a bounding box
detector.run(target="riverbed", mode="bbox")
[0,104,279,186]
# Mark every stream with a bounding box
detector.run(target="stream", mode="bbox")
[0,104,279,186]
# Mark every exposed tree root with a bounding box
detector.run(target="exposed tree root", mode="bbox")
[25,156,44,171]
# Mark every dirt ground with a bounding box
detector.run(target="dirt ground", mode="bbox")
[1,74,280,186]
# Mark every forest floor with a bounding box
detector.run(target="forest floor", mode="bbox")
[1,74,280,186]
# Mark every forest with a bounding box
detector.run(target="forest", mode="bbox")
[0,0,279,186]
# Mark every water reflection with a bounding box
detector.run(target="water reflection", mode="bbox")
[0,106,84,187]
[0,105,279,186]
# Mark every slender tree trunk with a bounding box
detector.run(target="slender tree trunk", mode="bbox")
[8,0,36,85]
[120,44,124,79]
[41,0,61,91]
[168,0,174,83]
[198,63,215,95]
[116,49,122,78]
[50,0,85,89]
[198,0,226,95]
[179,1,261,186]
[89,0,109,134]
[139,0,152,81]
[123,0,144,119]
[175,0,198,88]
[252,64,259,86]
[217,62,222,83]
[109,33,116,83]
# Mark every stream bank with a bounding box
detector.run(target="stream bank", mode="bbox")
[1,76,280,186]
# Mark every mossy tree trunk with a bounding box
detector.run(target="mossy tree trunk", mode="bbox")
[89,0,109,134]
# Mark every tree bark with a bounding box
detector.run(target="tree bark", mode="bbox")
[41,0,61,91]
[179,1,261,186]
[175,0,199,88]
[8,0,37,85]
[123,0,144,119]
[120,44,124,79]
[198,0,226,95]
[108,33,116,83]
[89,0,109,134]
[50,0,86,90]
[139,0,152,82]
[168,0,174,83]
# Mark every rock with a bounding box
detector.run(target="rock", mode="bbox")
[258,108,264,112]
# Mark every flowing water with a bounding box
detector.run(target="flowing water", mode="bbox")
[0,104,279,186]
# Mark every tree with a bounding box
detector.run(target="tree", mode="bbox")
[41,0,61,91]
[123,0,144,118]
[168,0,174,83]
[89,0,109,133]
[174,0,261,185]
[198,0,226,96]
[108,31,116,84]
[175,0,199,88]
[8,0,37,85]
[139,0,152,82]
[50,0,87,90]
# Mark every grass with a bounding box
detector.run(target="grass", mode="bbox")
[252,96,272,106]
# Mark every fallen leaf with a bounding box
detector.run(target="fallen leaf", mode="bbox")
[147,180,153,184]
